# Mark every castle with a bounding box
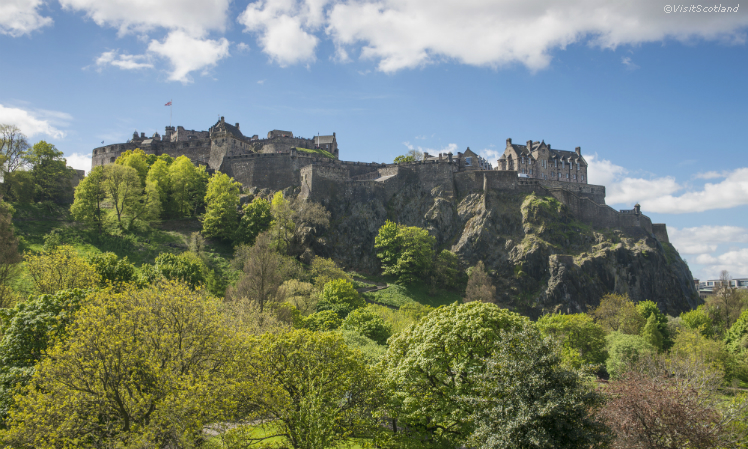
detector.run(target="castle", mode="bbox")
[90,118,669,242]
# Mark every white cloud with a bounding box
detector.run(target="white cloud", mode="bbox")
[694,170,728,179]
[669,225,748,255]
[236,42,250,52]
[643,168,748,213]
[0,0,52,37]
[586,154,681,206]
[479,148,502,168]
[96,50,153,71]
[621,56,639,70]
[59,0,229,36]
[0,104,67,139]
[148,31,230,83]
[65,153,92,173]
[239,0,324,66]
[693,248,748,279]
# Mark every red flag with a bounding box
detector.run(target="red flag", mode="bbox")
[165,101,172,106]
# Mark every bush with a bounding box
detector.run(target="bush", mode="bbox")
[87,252,136,286]
[25,245,100,294]
[342,307,392,345]
[374,220,435,284]
[536,313,607,370]
[606,332,655,379]
[154,252,206,289]
[315,279,365,318]
[300,310,342,331]
[681,306,715,338]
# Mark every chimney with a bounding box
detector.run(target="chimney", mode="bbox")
[448,153,453,163]
[221,116,225,123]
[439,153,443,160]
[548,144,551,150]
[575,146,581,155]
[141,132,145,139]
[506,138,512,147]
[235,123,240,130]
[526,140,532,150]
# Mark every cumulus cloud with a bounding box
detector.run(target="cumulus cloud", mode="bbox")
[59,0,229,36]
[586,154,680,206]
[670,225,748,255]
[237,0,748,71]
[0,104,67,139]
[238,0,325,65]
[96,50,153,71]
[693,248,748,279]
[0,0,53,37]
[694,170,728,179]
[65,153,92,173]
[480,148,502,168]
[621,56,639,70]
[147,31,230,83]
[644,168,748,213]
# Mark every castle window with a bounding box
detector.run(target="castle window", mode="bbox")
[530,169,533,175]
[558,173,561,179]
[581,175,585,181]
[561,161,564,169]
[576,163,579,170]
[554,160,557,168]
[566,173,569,179]
[551,172,554,177]
[465,157,472,166]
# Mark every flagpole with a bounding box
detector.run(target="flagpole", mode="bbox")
[170,99,172,127]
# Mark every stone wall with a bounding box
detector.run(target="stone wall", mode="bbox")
[539,179,605,204]
[652,224,670,243]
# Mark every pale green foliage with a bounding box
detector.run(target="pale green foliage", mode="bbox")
[146,158,171,215]
[606,332,655,379]
[70,166,107,233]
[309,256,350,290]
[316,279,365,318]
[671,327,747,383]
[230,330,378,449]
[87,252,136,286]
[342,306,392,345]
[300,309,342,331]
[154,252,206,289]
[103,163,158,228]
[2,282,240,448]
[25,245,100,294]
[338,329,386,365]
[236,197,272,245]
[115,148,149,185]
[641,313,664,351]
[277,279,318,315]
[168,155,209,217]
[270,191,295,251]
[637,300,671,347]
[466,323,610,449]
[536,313,607,370]
[681,306,715,338]
[379,302,528,445]
[591,293,646,334]
[374,220,435,284]
[202,172,241,240]
[725,310,748,357]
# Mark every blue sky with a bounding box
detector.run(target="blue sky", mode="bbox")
[2,0,748,280]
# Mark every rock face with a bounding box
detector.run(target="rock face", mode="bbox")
[303,179,698,316]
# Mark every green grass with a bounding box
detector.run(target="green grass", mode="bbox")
[295,147,335,159]
[361,280,462,309]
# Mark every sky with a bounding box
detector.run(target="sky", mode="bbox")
[1,0,748,281]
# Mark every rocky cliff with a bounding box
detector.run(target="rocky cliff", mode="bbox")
[288,176,699,316]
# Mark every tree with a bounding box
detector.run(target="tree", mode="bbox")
[706,270,747,335]
[299,310,342,331]
[2,282,240,448]
[202,172,241,241]
[465,260,496,303]
[168,156,208,217]
[598,354,748,449]
[146,158,171,217]
[270,191,295,251]
[379,302,528,446]
[536,313,607,370]
[315,279,365,318]
[374,220,435,284]
[724,310,748,358]
[680,305,715,338]
[102,164,144,227]
[342,307,392,345]
[228,330,378,449]
[0,124,30,174]
[115,148,149,185]
[640,313,664,351]
[24,245,100,294]
[605,332,655,379]
[309,256,350,290]
[393,149,423,164]
[154,252,206,289]
[228,232,292,312]
[0,289,88,426]
[0,200,21,308]
[432,249,462,289]
[87,252,136,286]
[590,293,646,334]
[671,327,746,383]
[636,300,671,347]
[25,140,72,202]
[466,323,610,449]
[70,166,107,233]
[235,197,272,245]
[393,154,415,164]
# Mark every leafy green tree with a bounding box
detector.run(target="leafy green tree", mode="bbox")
[146,158,171,216]
[115,148,149,185]
[605,332,655,379]
[466,323,610,449]
[432,249,462,289]
[379,302,528,446]
[342,307,392,345]
[102,164,151,228]
[316,279,365,318]
[393,154,415,164]
[87,252,136,286]
[681,306,715,338]
[0,289,88,426]
[672,327,746,383]
[724,310,748,358]
[636,300,671,347]
[70,166,107,233]
[591,293,646,335]
[2,170,34,203]
[168,156,208,217]
[0,124,29,174]
[229,330,379,449]
[300,310,342,331]
[270,191,295,252]
[0,201,21,308]
[25,141,71,202]
[2,282,240,448]
[154,252,206,289]
[374,220,435,284]
[235,197,272,245]
[202,172,241,241]
[536,313,607,370]
[641,313,664,351]
[24,245,100,294]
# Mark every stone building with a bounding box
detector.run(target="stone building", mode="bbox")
[497,138,588,184]
[422,147,491,170]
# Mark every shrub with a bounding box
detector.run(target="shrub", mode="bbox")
[315,279,365,318]
[342,307,392,345]
[606,332,655,379]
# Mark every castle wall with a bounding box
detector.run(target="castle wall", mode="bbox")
[539,180,605,204]
[652,224,670,243]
